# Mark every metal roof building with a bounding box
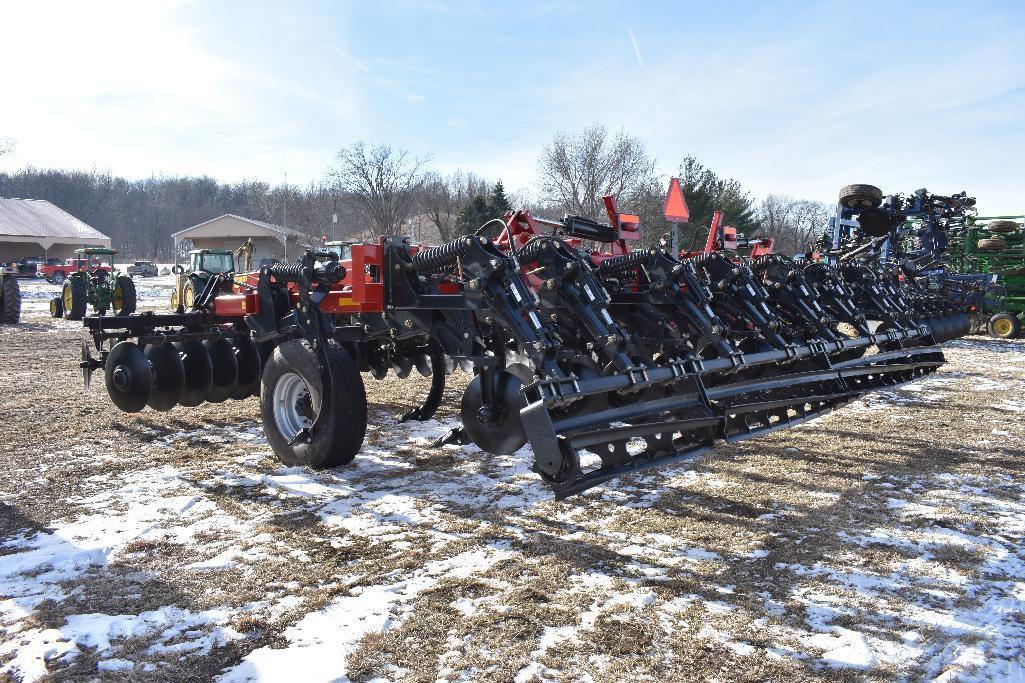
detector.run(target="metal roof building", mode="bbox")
[172,214,308,262]
[0,198,111,261]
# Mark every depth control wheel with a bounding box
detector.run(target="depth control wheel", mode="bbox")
[260,339,366,468]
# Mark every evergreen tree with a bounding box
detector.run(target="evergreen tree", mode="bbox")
[489,180,511,215]
[455,194,491,235]
[676,156,760,250]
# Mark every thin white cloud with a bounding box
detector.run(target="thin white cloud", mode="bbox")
[628,28,644,68]
[325,45,427,104]
[446,117,468,128]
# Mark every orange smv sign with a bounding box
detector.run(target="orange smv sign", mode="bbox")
[663,177,690,223]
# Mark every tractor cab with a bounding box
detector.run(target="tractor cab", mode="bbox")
[74,248,116,283]
[172,249,236,312]
[323,241,353,262]
[189,249,235,276]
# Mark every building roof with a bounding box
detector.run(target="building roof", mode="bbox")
[0,198,110,240]
[172,214,306,240]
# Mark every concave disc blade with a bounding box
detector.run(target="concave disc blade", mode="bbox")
[177,341,213,407]
[392,354,413,379]
[105,341,152,413]
[145,343,185,412]
[205,337,238,404]
[413,352,432,377]
[231,335,262,400]
[460,369,528,455]
[504,362,534,385]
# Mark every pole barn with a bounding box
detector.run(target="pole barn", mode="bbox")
[172,215,307,263]
[0,198,111,262]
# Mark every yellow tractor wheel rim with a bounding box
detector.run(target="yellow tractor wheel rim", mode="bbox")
[994,318,1013,337]
[170,289,179,309]
[50,298,58,316]
[62,284,73,311]
[114,286,123,312]
[183,285,194,309]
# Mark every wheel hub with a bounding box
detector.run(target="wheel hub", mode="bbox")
[111,366,130,390]
[273,372,315,441]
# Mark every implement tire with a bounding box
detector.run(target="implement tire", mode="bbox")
[839,184,883,210]
[987,312,1021,340]
[978,237,1008,252]
[988,220,1019,233]
[62,277,87,321]
[1,276,21,324]
[261,339,367,469]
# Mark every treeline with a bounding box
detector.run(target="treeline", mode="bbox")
[0,124,831,258]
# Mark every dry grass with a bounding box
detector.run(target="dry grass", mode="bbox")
[2,306,1024,681]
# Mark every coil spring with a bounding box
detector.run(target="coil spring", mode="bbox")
[516,236,560,263]
[268,260,310,283]
[597,249,650,275]
[412,236,477,274]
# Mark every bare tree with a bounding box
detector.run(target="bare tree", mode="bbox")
[757,194,831,255]
[537,124,656,220]
[417,170,490,242]
[327,142,429,234]
[0,137,13,156]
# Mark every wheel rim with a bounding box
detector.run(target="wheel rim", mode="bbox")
[184,285,194,308]
[62,284,73,310]
[273,372,315,441]
[994,318,1013,337]
[114,286,123,312]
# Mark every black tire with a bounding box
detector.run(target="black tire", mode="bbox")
[987,312,1021,340]
[1,276,22,324]
[261,339,367,469]
[988,220,1019,233]
[49,296,63,318]
[52,271,66,285]
[839,184,883,210]
[114,275,137,315]
[63,277,87,321]
[978,237,1008,252]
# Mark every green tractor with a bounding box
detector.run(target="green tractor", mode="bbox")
[0,268,22,324]
[170,248,235,312]
[50,248,136,321]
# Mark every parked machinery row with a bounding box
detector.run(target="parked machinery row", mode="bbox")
[77,184,966,497]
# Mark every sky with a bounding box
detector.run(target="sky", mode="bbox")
[1,0,1023,214]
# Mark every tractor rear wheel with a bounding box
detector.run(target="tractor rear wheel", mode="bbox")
[988,220,1019,233]
[839,184,883,210]
[114,275,137,315]
[978,237,1008,252]
[261,339,367,469]
[62,278,87,321]
[1,276,21,324]
[987,312,1021,339]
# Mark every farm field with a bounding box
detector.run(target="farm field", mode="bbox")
[1,306,1024,681]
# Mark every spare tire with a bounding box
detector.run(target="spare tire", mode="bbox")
[978,237,1008,252]
[839,184,883,210]
[987,220,1019,233]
